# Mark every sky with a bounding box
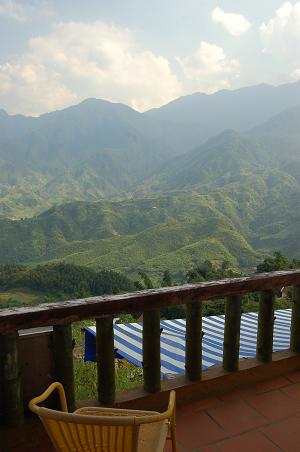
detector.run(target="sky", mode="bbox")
[0,0,300,115]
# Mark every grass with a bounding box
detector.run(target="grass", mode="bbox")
[0,287,51,308]
[72,321,143,401]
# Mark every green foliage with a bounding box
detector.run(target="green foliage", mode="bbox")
[0,262,134,307]
[115,314,138,324]
[0,297,23,308]
[0,194,260,282]
[162,270,172,287]
[137,271,154,289]
[257,251,300,273]
[187,260,242,283]
[160,304,186,320]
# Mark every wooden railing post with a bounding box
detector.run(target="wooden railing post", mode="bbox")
[290,286,300,352]
[256,290,275,362]
[223,295,241,372]
[143,309,161,393]
[185,302,202,381]
[0,331,24,426]
[96,316,115,405]
[52,325,75,411]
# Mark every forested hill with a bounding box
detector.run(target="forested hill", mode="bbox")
[0,263,135,308]
[1,173,300,280]
[2,80,300,219]
[0,194,259,279]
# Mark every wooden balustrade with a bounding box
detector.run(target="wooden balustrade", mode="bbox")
[185,302,202,380]
[223,295,241,371]
[290,286,300,352]
[1,270,300,426]
[52,325,75,411]
[96,316,115,405]
[143,309,161,393]
[257,290,275,362]
[0,332,23,426]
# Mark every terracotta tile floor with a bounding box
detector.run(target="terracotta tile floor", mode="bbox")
[4,371,300,451]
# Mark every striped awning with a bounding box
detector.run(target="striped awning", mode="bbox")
[84,308,291,377]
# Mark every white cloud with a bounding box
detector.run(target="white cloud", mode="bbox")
[0,21,182,115]
[0,62,77,115]
[211,7,251,36]
[291,68,300,80]
[0,0,53,22]
[176,41,240,93]
[260,1,300,70]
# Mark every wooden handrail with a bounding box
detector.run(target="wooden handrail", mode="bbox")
[1,270,300,333]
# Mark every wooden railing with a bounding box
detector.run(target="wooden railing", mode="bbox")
[1,270,300,426]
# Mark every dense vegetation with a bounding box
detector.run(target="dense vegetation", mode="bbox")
[0,194,260,281]
[0,263,134,308]
[256,251,300,273]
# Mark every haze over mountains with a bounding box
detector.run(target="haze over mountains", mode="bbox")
[1,80,300,278]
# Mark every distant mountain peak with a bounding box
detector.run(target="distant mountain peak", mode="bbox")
[76,97,138,113]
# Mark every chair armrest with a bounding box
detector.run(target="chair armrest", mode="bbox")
[28,382,68,414]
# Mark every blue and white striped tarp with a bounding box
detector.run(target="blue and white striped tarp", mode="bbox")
[84,309,292,377]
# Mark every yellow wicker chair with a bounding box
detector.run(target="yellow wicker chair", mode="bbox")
[29,382,176,452]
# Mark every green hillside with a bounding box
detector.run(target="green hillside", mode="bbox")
[0,194,260,280]
[1,89,300,279]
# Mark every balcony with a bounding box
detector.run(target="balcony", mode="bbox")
[1,270,300,450]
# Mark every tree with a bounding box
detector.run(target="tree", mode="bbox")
[162,270,172,287]
[138,271,153,289]
[257,251,290,273]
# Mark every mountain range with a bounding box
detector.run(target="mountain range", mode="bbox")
[1,80,300,278]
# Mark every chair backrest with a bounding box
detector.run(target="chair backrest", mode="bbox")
[39,410,140,452]
[36,407,167,452]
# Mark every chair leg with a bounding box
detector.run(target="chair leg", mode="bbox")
[170,412,177,452]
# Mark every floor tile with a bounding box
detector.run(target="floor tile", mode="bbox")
[176,411,227,449]
[217,430,280,452]
[262,416,300,451]
[179,396,222,415]
[286,370,300,383]
[164,440,184,452]
[207,399,267,435]
[2,422,49,449]
[219,387,255,402]
[199,446,219,451]
[251,376,290,394]
[247,389,300,421]
[281,381,300,401]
